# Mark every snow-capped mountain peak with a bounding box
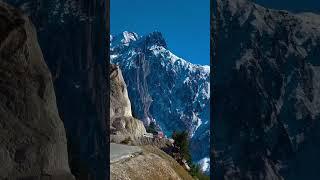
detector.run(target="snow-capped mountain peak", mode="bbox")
[110,31,210,173]
[110,31,139,48]
[143,31,167,48]
[122,31,139,44]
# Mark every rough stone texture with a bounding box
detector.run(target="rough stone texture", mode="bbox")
[3,0,109,179]
[133,137,173,149]
[110,64,132,118]
[110,64,146,143]
[0,2,73,179]
[110,146,193,180]
[213,0,320,179]
[111,153,182,180]
[35,2,108,179]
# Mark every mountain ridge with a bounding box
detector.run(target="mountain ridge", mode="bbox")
[110,31,210,172]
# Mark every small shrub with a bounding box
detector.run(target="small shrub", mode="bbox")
[146,121,158,135]
[171,131,209,180]
[189,164,209,180]
[172,131,191,163]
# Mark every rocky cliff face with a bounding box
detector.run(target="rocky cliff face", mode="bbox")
[110,64,146,143]
[111,31,210,170]
[213,0,320,179]
[110,64,133,118]
[4,0,108,179]
[0,2,73,179]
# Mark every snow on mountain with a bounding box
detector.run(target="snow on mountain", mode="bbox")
[199,157,210,172]
[110,31,210,171]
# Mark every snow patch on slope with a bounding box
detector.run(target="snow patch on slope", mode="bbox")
[199,157,210,172]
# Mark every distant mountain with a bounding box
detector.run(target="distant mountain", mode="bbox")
[110,31,210,172]
[213,0,320,179]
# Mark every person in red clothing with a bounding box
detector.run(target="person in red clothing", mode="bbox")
[157,131,164,138]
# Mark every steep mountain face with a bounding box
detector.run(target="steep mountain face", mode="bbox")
[110,64,146,143]
[4,0,108,179]
[0,2,73,179]
[213,0,320,179]
[110,31,210,170]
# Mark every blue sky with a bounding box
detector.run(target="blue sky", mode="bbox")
[111,0,210,65]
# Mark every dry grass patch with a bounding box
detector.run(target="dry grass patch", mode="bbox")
[142,145,194,180]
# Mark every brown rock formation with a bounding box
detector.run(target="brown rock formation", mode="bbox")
[110,64,146,143]
[0,2,73,179]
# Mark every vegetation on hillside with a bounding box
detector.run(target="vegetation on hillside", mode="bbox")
[190,164,210,180]
[172,131,209,180]
[146,121,158,135]
[172,131,191,162]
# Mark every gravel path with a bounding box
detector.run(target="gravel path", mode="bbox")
[110,143,142,163]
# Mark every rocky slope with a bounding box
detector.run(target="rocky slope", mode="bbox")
[213,0,320,179]
[4,0,108,179]
[110,31,210,170]
[110,145,193,180]
[0,2,73,179]
[110,64,146,143]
